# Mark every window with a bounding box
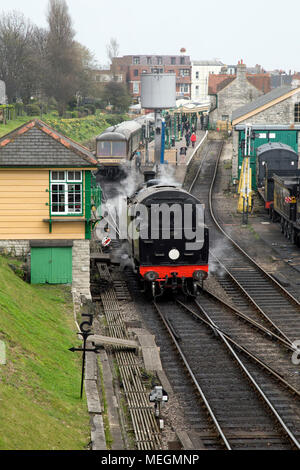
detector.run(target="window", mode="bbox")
[180,69,190,77]
[147,57,152,65]
[112,141,126,156]
[134,69,139,77]
[171,57,176,65]
[50,171,82,215]
[133,81,139,93]
[157,57,162,65]
[97,141,111,156]
[196,71,199,79]
[180,57,185,65]
[180,84,189,93]
[295,103,300,122]
[133,56,140,64]
[151,68,163,74]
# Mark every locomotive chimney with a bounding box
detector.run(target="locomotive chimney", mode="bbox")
[144,170,156,183]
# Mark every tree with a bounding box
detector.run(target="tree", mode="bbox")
[106,37,119,62]
[0,11,37,102]
[106,37,119,80]
[44,0,93,115]
[102,82,131,113]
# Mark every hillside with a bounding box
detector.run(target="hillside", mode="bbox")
[0,113,128,145]
[0,256,90,450]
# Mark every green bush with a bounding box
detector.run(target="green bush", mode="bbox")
[25,104,41,116]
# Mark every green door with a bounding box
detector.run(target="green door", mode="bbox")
[31,247,72,284]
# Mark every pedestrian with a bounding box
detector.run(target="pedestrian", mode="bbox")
[135,150,141,171]
[191,124,195,133]
[185,130,190,147]
[191,132,196,148]
[200,114,204,130]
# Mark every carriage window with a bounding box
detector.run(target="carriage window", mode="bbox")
[97,141,111,156]
[112,141,126,156]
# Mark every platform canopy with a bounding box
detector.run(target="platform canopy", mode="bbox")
[171,99,211,114]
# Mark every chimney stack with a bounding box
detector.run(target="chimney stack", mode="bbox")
[236,60,247,81]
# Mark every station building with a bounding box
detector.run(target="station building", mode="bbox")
[231,80,300,188]
[0,119,100,300]
[209,62,270,125]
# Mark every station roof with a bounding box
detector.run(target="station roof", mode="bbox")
[208,73,271,95]
[232,85,300,124]
[172,99,210,113]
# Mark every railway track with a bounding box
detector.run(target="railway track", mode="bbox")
[93,140,300,449]
[152,297,300,450]
[188,140,300,348]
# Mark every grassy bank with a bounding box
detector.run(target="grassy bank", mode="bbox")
[0,255,90,450]
[0,113,128,144]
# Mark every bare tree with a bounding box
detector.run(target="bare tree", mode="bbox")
[44,0,88,115]
[106,37,119,62]
[0,11,37,102]
[106,37,120,80]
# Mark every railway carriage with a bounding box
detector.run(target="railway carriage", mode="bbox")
[96,115,154,177]
[272,174,300,245]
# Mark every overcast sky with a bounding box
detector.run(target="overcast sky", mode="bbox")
[1,0,299,72]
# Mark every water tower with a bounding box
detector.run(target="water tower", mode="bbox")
[141,73,176,168]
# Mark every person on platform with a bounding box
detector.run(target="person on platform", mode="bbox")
[185,130,191,147]
[200,113,204,130]
[191,132,197,148]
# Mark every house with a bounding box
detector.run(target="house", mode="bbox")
[231,80,300,188]
[111,55,192,101]
[209,61,270,124]
[191,60,223,102]
[0,119,100,300]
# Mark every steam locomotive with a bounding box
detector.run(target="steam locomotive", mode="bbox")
[257,142,300,246]
[127,179,209,298]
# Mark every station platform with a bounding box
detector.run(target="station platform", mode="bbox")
[138,129,206,185]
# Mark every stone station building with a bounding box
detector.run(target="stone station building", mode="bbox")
[231,80,300,186]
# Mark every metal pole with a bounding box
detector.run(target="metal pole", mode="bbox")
[80,334,87,399]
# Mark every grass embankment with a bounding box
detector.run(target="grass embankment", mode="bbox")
[0,256,90,450]
[0,113,127,144]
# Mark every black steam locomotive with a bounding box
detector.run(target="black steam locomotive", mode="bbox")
[257,142,300,246]
[127,181,209,298]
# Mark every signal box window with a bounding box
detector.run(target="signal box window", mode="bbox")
[50,171,82,215]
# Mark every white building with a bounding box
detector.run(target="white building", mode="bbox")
[0,81,6,104]
[191,60,223,101]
